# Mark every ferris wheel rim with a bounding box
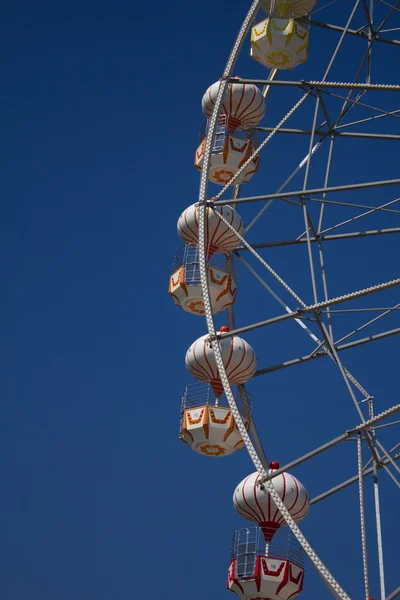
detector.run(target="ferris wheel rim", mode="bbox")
[192,2,398,598]
[192,1,400,598]
[194,1,373,597]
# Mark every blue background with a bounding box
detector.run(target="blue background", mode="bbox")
[2,1,400,598]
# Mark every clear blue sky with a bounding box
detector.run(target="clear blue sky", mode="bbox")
[2,1,400,599]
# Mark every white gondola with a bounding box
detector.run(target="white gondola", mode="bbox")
[228,526,305,600]
[180,382,252,457]
[195,115,260,185]
[168,245,237,316]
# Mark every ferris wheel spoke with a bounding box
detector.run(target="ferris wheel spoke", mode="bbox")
[374,438,400,476]
[317,132,335,233]
[256,125,400,138]
[303,197,400,215]
[237,255,299,311]
[243,138,326,234]
[319,197,400,236]
[334,302,400,345]
[362,0,374,32]
[232,77,400,90]
[309,17,400,45]
[313,316,373,422]
[257,126,400,142]
[363,435,400,479]
[304,198,400,221]
[297,131,333,339]
[301,199,320,304]
[337,130,400,138]
[377,0,400,32]
[237,253,322,341]
[375,33,400,43]
[255,404,400,487]
[301,95,322,193]
[317,89,334,128]
[221,276,400,340]
[293,225,400,246]
[333,88,394,131]
[240,214,400,240]
[372,419,400,429]
[386,585,400,600]
[365,406,400,484]
[323,88,400,122]
[254,327,400,375]
[255,125,325,135]
[379,460,400,488]
[311,129,335,330]
[323,307,400,312]
[261,67,279,100]
[316,239,334,338]
[319,38,375,128]
[310,449,400,505]
[213,178,400,206]
[322,0,362,80]
[334,108,400,129]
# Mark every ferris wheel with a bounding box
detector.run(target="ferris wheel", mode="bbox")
[168,1,400,599]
